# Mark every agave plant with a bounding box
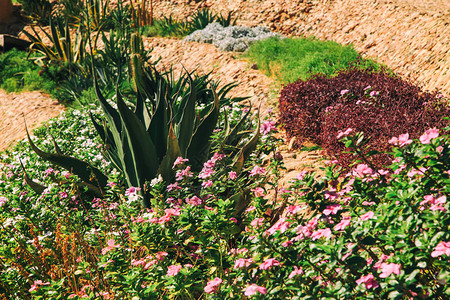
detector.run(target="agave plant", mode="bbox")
[89,33,259,207]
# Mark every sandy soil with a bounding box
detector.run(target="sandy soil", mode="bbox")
[0,90,64,151]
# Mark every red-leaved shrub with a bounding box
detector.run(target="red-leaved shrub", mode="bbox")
[279,68,449,168]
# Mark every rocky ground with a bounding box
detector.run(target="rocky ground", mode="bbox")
[0,90,63,151]
[152,0,450,96]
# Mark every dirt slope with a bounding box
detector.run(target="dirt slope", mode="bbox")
[153,0,450,96]
[0,90,64,151]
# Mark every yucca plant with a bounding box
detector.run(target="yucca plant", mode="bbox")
[23,16,88,68]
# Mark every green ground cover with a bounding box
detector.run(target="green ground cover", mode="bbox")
[244,36,383,84]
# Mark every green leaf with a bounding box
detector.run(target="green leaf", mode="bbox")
[26,124,108,190]
[116,91,159,189]
[360,236,377,245]
[177,73,197,155]
[158,124,182,182]
[187,87,220,170]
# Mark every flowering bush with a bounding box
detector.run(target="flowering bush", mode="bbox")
[0,103,449,298]
[279,68,449,168]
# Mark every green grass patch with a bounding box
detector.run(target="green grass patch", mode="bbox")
[244,36,383,84]
[0,49,57,93]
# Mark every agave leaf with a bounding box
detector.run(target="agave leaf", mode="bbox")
[19,158,47,194]
[232,189,252,217]
[25,125,108,190]
[50,135,64,156]
[231,114,260,173]
[50,18,65,62]
[65,19,71,62]
[94,78,121,133]
[158,123,182,182]
[187,87,220,171]
[149,85,170,162]
[225,102,252,146]
[115,91,159,188]
[223,107,231,137]
[241,114,260,161]
[176,73,197,156]
[231,149,245,174]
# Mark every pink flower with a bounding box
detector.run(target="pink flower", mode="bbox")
[431,241,450,257]
[362,201,375,206]
[250,217,265,228]
[175,166,193,181]
[389,133,412,147]
[288,266,304,279]
[334,218,351,231]
[156,251,168,261]
[167,182,181,192]
[356,274,379,289]
[353,164,374,178]
[204,277,222,294]
[261,120,277,135]
[167,264,182,276]
[125,186,141,196]
[29,280,50,292]
[173,157,189,169]
[419,128,439,144]
[101,239,120,255]
[360,211,375,221]
[234,258,254,269]
[285,205,303,215]
[429,204,446,212]
[337,128,353,139]
[252,187,265,197]
[0,197,7,207]
[202,180,213,188]
[379,263,401,278]
[282,240,293,247]
[265,217,290,235]
[199,167,215,179]
[230,217,238,224]
[186,196,203,206]
[295,171,308,180]
[259,258,280,270]
[249,166,266,177]
[340,89,350,95]
[244,284,267,296]
[228,171,237,180]
[323,204,342,216]
[370,91,379,97]
[311,228,332,241]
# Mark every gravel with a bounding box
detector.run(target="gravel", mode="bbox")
[184,23,281,52]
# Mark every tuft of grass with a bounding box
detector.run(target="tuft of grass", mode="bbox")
[244,36,384,84]
[0,48,72,102]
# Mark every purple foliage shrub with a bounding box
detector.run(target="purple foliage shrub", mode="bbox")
[279,69,449,168]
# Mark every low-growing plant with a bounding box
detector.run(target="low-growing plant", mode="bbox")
[141,15,188,38]
[17,0,53,25]
[0,48,70,99]
[186,8,236,35]
[1,106,448,298]
[245,36,383,84]
[279,68,449,168]
[141,9,236,38]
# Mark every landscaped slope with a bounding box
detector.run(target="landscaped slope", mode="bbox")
[151,0,450,96]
